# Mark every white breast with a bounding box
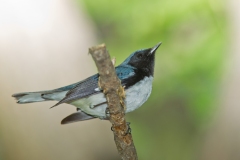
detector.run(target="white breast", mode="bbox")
[71,76,153,118]
[125,76,153,112]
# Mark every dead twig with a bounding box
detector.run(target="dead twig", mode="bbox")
[89,44,138,160]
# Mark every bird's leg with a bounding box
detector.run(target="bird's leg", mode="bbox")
[105,106,122,118]
[90,102,107,109]
[105,105,120,118]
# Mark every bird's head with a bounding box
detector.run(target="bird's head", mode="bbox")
[121,42,161,76]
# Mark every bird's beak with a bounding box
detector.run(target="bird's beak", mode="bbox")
[149,42,162,55]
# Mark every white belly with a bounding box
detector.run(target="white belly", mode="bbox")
[71,76,153,118]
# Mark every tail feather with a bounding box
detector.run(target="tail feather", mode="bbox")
[12,92,47,104]
[61,110,96,124]
[12,90,67,104]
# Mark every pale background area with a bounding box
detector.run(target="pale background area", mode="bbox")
[200,0,240,160]
[0,0,118,159]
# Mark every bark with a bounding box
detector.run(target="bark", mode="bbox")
[89,44,138,160]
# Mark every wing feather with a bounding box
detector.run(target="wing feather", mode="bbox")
[52,65,136,107]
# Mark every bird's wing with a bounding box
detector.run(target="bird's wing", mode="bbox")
[52,65,136,107]
[51,74,99,107]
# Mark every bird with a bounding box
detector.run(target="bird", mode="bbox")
[12,42,161,124]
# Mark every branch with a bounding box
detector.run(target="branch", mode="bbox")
[89,44,138,160]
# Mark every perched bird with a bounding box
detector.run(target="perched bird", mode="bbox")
[12,42,161,124]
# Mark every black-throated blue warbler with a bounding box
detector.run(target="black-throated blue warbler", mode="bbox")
[12,42,161,124]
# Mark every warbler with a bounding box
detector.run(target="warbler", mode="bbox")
[12,42,161,124]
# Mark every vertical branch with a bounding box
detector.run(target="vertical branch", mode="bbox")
[89,44,138,160]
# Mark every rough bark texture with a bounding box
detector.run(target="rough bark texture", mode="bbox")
[89,44,138,160]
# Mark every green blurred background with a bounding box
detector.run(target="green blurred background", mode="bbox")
[80,0,226,159]
[0,0,231,159]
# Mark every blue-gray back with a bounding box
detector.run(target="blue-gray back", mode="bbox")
[52,65,136,107]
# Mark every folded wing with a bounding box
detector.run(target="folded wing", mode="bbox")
[52,65,136,107]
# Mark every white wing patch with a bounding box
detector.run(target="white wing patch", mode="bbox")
[94,88,101,92]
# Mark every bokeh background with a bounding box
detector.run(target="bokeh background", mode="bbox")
[0,0,239,159]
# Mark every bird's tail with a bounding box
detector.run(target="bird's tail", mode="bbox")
[12,91,48,104]
[12,90,67,104]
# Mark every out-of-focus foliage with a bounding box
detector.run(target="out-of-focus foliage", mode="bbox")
[80,0,227,159]
[0,136,3,160]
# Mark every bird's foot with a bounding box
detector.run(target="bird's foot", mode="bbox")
[105,106,121,117]
[111,122,131,136]
[105,107,110,118]
[124,122,132,135]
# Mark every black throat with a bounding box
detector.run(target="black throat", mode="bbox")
[121,67,153,89]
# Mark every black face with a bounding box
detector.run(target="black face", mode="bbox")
[127,43,161,77]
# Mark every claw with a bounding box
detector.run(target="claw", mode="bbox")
[105,107,110,117]
[123,122,131,136]
[111,126,114,131]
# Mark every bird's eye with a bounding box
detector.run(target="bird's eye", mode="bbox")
[137,54,143,58]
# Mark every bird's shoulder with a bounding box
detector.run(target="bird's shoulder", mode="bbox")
[115,65,136,80]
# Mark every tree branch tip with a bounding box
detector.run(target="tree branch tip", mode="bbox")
[88,43,106,53]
